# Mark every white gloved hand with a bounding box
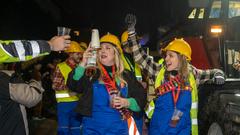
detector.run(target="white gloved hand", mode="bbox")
[214,72,225,85]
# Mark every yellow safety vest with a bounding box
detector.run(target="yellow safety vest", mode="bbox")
[158,58,164,64]
[154,67,199,135]
[121,54,142,80]
[55,62,79,103]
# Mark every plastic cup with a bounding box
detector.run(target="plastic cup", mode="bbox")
[57,27,71,36]
[109,91,120,108]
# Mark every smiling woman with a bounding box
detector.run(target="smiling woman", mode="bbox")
[98,33,123,67]
[67,32,147,135]
[126,26,226,135]
[98,43,118,66]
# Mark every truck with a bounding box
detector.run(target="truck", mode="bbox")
[154,0,240,134]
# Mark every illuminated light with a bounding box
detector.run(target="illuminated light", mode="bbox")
[211,28,222,33]
[210,25,222,34]
[235,93,240,97]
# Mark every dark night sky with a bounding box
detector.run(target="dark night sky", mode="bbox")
[0,0,191,50]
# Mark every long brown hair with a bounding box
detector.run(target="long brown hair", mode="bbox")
[177,54,190,82]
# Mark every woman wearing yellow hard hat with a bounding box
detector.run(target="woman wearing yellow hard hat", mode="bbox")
[124,14,225,135]
[67,33,147,135]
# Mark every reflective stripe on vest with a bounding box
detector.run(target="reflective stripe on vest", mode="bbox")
[55,93,70,98]
[122,54,142,80]
[189,72,198,135]
[56,62,79,103]
[155,67,199,135]
[144,100,155,119]
[127,116,140,135]
[55,90,79,102]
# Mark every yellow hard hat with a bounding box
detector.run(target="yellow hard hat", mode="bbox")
[121,31,128,43]
[65,41,85,53]
[79,42,87,51]
[100,33,122,53]
[162,38,192,61]
[121,31,142,44]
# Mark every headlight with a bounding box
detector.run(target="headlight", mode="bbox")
[210,25,223,34]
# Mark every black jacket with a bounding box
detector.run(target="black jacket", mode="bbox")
[67,69,147,117]
[0,71,44,135]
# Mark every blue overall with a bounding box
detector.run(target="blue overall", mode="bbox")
[82,81,129,135]
[149,87,192,135]
[57,101,82,135]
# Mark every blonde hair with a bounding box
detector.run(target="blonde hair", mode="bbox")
[97,45,126,85]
